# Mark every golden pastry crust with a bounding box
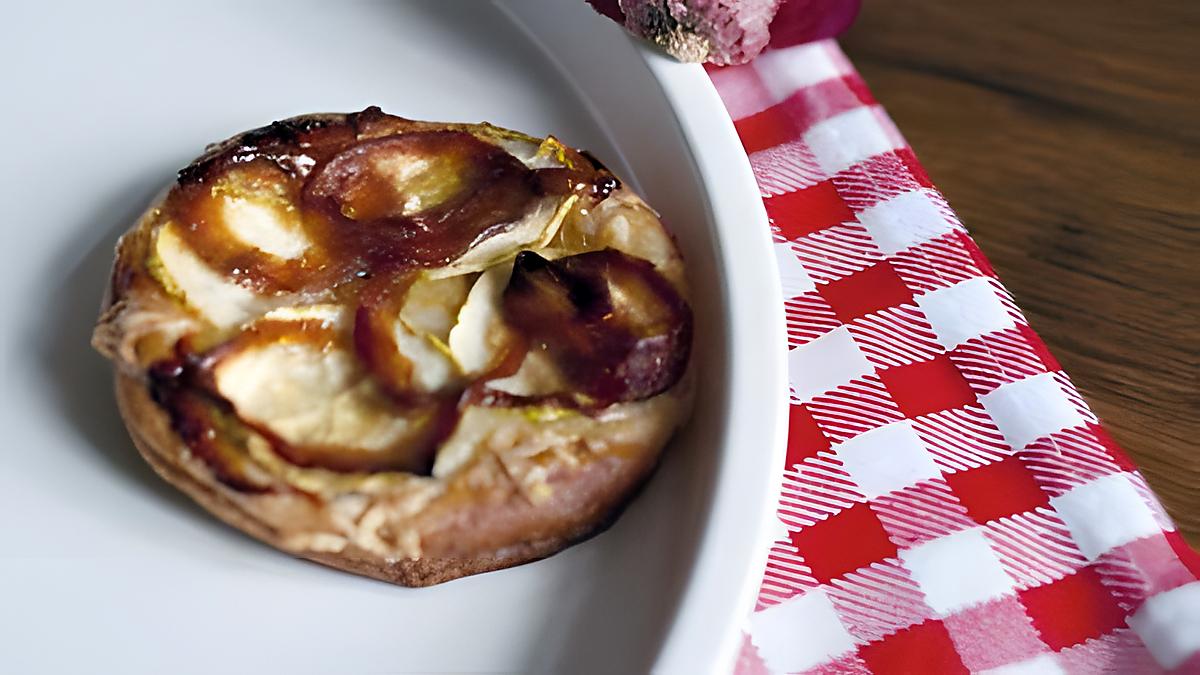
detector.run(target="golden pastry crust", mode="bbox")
[117,372,673,586]
[94,109,693,586]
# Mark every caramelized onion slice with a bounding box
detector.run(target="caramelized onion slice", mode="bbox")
[303,131,538,267]
[149,221,281,329]
[501,249,691,404]
[166,159,323,293]
[209,317,442,474]
[353,274,469,397]
[555,191,684,288]
[151,386,275,493]
[447,263,520,376]
[426,195,576,279]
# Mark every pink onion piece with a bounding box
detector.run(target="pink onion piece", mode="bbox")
[586,0,860,64]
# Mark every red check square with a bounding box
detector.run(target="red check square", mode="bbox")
[785,404,831,467]
[819,261,914,323]
[945,455,1049,524]
[880,355,977,418]
[790,502,897,583]
[1019,566,1126,650]
[859,619,969,675]
[734,104,800,155]
[765,180,854,240]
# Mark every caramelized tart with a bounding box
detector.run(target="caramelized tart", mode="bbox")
[93,108,693,586]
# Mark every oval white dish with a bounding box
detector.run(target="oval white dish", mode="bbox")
[0,1,786,673]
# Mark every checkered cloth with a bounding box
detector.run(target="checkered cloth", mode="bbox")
[706,41,1200,674]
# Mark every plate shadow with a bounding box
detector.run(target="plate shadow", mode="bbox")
[34,168,204,518]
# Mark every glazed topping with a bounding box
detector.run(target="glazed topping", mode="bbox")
[353,273,470,400]
[304,132,540,268]
[138,108,688,482]
[501,249,692,405]
[167,159,317,293]
[208,319,446,474]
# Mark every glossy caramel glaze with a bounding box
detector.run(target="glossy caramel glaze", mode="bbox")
[502,249,692,406]
[109,108,689,484]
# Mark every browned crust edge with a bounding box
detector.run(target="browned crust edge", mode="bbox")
[115,371,654,587]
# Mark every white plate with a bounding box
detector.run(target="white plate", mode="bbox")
[0,1,786,672]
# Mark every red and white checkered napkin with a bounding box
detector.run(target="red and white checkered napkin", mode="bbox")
[706,41,1200,674]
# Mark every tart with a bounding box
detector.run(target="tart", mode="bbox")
[92,107,693,586]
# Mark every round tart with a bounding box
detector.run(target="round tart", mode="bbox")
[93,108,694,586]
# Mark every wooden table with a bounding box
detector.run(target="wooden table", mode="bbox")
[840,1,1198,545]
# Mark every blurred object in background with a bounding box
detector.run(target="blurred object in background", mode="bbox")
[587,0,861,64]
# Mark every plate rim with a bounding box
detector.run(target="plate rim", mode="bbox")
[640,51,789,674]
[498,3,789,670]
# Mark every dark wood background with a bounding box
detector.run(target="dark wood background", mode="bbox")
[840,2,1198,545]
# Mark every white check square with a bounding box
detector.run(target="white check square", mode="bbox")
[753,42,843,105]
[748,588,856,673]
[916,277,1016,350]
[1050,473,1160,561]
[834,421,942,499]
[858,189,958,255]
[1127,581,1200,670]
[787,326,874,403]
[804,106,899,175]
[707,64,776,121]
[900,528,1015,615]
[774,241,816,297]
[980,372,1088,452]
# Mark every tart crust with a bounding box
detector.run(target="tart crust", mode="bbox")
[96,110,693,586]
[117,371,670,586]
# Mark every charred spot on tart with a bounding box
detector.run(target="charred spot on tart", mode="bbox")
[174,110,382,186]
[148,357,274,493]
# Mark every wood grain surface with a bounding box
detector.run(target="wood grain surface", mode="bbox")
[839,2,1199,544]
